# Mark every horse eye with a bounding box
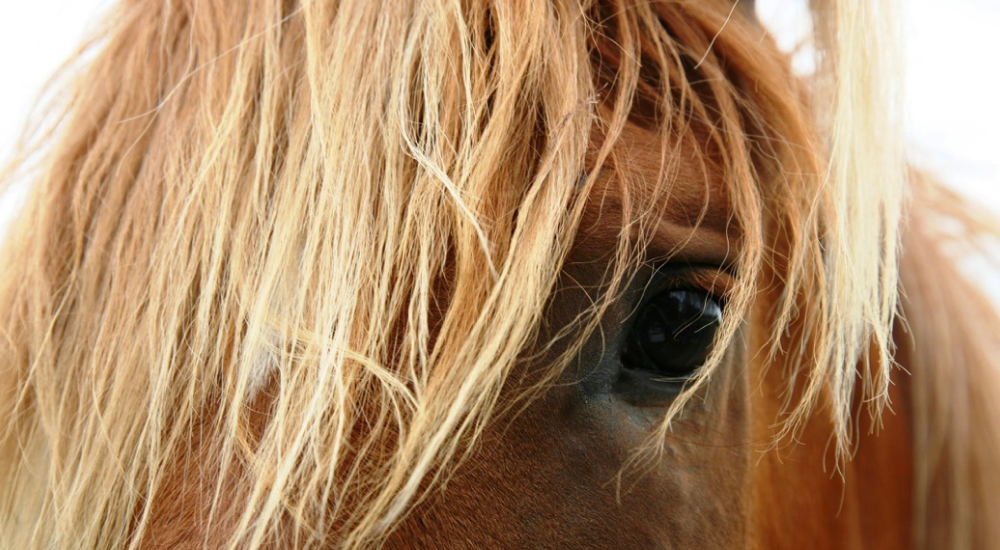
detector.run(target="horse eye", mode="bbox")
[620,289,723,379]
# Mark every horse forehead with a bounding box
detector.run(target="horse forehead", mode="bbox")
[589,122,734,237]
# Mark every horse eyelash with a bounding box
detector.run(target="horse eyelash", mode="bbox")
[643,263,735,306]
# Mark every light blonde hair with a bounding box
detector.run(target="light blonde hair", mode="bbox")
[0,0,995,548]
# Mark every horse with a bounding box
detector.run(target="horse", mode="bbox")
[1,0,998,548]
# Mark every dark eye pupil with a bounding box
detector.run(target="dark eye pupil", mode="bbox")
[621,289,722,378]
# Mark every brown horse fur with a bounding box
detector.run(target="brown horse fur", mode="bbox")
[1,0,998,548]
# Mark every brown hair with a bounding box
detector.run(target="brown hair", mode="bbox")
[0,0,994,548]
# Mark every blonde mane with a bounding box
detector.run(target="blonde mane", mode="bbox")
[0,0,995,548]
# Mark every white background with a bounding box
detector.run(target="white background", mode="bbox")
[1,1,998,286]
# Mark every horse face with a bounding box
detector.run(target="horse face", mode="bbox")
[386,123,752,549]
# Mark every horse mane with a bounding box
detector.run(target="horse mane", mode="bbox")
[899,176,1000,549]
[0,0,994,548]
